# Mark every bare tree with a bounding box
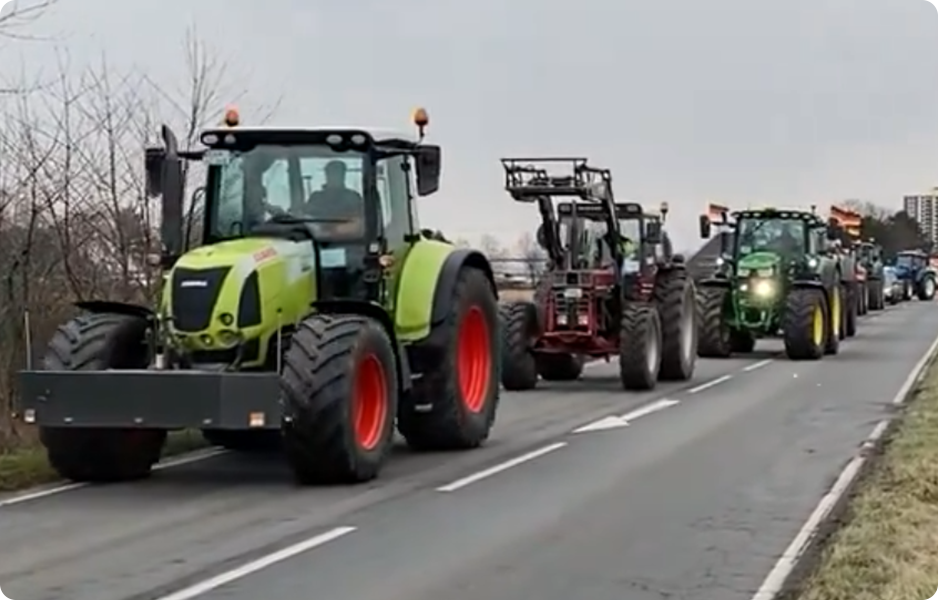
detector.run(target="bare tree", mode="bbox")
[515,231,546,284]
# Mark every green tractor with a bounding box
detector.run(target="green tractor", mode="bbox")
[696,207,844,360]
[16,109,502,485]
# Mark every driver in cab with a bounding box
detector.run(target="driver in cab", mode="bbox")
[302,160,364,237]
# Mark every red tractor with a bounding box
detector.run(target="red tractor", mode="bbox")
[498,157,697,391]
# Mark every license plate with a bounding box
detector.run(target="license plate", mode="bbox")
[563,288,583,299]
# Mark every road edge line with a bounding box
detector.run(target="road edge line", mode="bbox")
[749,328,938,600]
[0,447,227,508]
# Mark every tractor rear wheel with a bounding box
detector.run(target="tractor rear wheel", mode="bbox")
[281,314,397,484]
[845,283,858,338]
[399,267,499,450]
[783,288,827,360]
[536,353,583,381]
[619,303,662,391]
[500,301,539,390]
[824,285,842,356]
[40,313,167,483]
[918,275,936,301]
[868,280,884,311]
[654,269,697,381]
[697,287,732,358]
[857,282,869,315]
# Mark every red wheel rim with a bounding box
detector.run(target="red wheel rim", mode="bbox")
[457,306,491,413]
[353,354,388,451]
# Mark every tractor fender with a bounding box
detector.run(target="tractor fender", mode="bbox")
[430,248,497,326]
[313,299,412,393]
[74,300,153,321]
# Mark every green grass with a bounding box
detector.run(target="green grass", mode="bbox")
[793,359,938,600]
[0,430,209,492]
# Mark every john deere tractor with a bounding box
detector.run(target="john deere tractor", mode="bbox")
[696,207,844,360]
[16,109,502,485]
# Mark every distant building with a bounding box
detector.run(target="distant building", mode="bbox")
[903,190,938,243]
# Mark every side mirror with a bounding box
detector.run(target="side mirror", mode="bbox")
[414,145,441,196]
[160,154,185,267]
[698,214,711,239]
[145,147,165,198]
[646,221,662,244]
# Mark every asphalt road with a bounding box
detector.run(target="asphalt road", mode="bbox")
[2,301,935,600]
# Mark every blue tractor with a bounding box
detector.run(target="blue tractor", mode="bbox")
[891,250,936,301]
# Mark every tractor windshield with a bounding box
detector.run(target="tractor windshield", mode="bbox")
[896,254,925,269]
[736,217,806,257]
[205,144,384,242]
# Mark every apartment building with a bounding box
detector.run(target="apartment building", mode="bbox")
[903,190,938,243]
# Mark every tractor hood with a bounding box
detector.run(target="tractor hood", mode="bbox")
[737,251,781,273]
[163,236,318,365]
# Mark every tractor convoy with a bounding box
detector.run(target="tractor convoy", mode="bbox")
[11,112,926,488]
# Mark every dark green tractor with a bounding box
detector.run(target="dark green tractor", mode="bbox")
[696,208,844,360]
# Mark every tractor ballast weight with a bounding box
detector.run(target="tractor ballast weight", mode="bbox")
[498,157,697,392]
[696,206,845,360]
[16,109,503,485]
[891,250,936,301]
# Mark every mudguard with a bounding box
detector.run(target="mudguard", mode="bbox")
[75,300,153,320]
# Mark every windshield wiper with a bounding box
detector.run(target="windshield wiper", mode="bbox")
[268,214,350,224]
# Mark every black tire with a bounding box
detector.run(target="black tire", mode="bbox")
[918,275,936,301]
[868,280,884,311]
[845,284,858,338]
[281,314,398,484]
[697,286,732,358]
[500,301,539,390]
[201,430,282,453]
[857,282,868,315]
[619,303,662,391]
[654,268,697,381]
[824,285,842,356]
[903,281,913,301]
[536,353,583,381]
[729,329,756,353]
[398,267,499,450]
[783,288,827,360]
[39,313,167,483]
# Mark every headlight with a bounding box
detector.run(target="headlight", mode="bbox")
[807,257,818,268]
[715,257,725,266]
[753,280,775,297]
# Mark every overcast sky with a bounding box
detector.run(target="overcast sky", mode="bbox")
[3,0,938,249]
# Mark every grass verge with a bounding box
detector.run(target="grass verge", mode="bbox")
[792,359,938,600]
[0,430,209,492]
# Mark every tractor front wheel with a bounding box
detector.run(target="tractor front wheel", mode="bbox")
[845,283,858,338]
[500,301,539,390]
[654,268,697,381]
[281,314,397,484]
[783,288,827,360]
[824,285,842,356]
[399,267,500,450]
[40,313,167,483]
[697,287,732,358]
[619,303,662,391]
[868,279,885,311]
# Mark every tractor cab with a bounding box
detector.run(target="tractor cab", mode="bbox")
[143,108,442,368]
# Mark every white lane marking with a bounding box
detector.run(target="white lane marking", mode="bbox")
[436,442,568,492]
[152,526,356,600]
[743,359,774,373]
[687,374,733,394]
[620,398,680,421]
[750,329,938,600]
[572,399,680,434]
[0,448,228,508]
[573,415,630,433]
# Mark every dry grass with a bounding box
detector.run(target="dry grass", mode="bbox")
[794,362,938,600]
[0,430,208,492]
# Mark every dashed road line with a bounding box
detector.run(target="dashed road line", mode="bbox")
[743,359,774,372]
[687,374,733,394]
[435,442,568,493]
